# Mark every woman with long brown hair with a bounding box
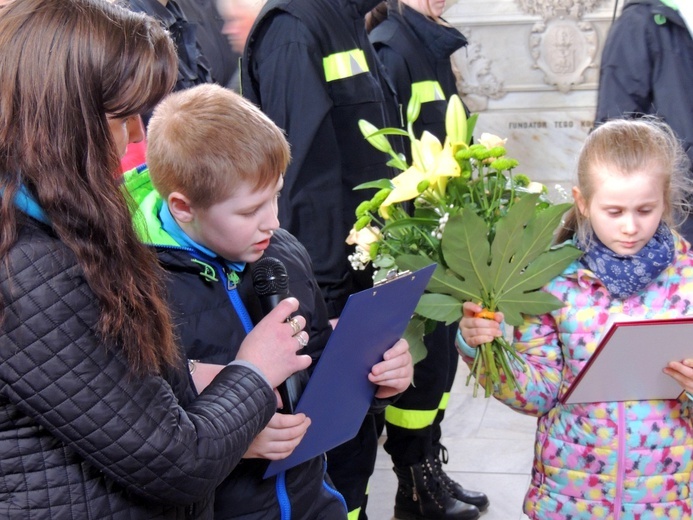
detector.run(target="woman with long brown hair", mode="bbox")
[0,1,310,518]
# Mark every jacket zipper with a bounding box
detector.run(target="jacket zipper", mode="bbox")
[276,470,292,520]
[614,401,625,519]
[323,456,348,513]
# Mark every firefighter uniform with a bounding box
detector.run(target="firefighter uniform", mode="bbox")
[370,4,488,519]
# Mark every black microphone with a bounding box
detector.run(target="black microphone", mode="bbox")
[251,256,303,414]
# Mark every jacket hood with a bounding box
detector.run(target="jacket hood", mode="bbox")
[395,3,468,59]
[336,0,383,18]
[625,0,686,27]
[122,166,182,249]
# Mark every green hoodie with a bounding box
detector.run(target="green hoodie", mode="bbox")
[122,166,180,248]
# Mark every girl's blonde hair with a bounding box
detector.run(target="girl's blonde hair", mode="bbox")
[556,117,693,245]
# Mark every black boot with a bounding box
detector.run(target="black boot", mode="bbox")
[393,456,480,520]
[433,445,489,512]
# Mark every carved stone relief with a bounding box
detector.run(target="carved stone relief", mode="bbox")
[516,0,602,18]
[516,0,604,91]
[454,28,505,112]
[529,17,598,92]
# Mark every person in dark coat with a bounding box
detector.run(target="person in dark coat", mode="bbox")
[125,83,415,519]
[595,0,693,241]
[240,1,406,516]
[367,2,489,519]
[0,1,311,518]
[124,0,214,95]
[117,0,218,173]
[178,0,240,88]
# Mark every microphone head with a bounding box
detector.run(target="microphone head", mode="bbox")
[251,256,290,297]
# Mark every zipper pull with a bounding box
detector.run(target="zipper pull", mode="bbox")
[227,270,240,290]
[191,258,218,283]
[410,467,418,502]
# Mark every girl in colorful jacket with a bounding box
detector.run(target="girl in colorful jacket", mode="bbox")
[459,118,693,519]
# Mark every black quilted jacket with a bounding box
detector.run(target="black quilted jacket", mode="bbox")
[0,217,277,519]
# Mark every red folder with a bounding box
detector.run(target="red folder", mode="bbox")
[560,316,693,405]
[264,263,436,478]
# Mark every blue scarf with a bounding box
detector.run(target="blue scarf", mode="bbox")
[158,202,245,273]
[578,224,675,299]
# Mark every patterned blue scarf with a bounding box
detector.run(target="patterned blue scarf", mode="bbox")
[578,224,675,299]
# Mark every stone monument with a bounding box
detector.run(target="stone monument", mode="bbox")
[444,0,621,199]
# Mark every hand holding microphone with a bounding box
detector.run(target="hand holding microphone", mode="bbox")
[236,298,311,394]
[250,256,308,414]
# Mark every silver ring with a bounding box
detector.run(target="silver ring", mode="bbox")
[288,317,301,335]
[296,333,308,348]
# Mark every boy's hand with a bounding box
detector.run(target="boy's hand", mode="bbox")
[236,297,312,389]
[460,301,504,347]
[369,338,413,399]
[242,412,311,460]
[663,359,693,395]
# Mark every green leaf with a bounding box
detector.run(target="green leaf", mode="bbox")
[382,217,439,233]
[363,127,411,137]
[496,290,567,326]
[402,316,428,365]
[489,194,541,289]
[513,203,574,265]
[386,156,408,170]
[466,113,479,144]
[396,255,480,301]
[503,244,582,296]
[414,293,463,325]
[354,179,394,191]
[440,210,491,298]
[492,202,573,298]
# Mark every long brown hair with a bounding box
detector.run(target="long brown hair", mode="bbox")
[0,0,179,375]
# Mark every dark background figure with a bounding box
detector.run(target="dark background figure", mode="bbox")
[119,0,237,171]
[595,0,693,241]
[123,0,214,112]
[241,0,405,517]
[216,0,266,92]
[367,1,488,519]
[178,0,240,88]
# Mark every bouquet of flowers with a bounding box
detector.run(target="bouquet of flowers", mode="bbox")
[348,94,581,397]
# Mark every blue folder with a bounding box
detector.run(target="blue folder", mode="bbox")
[264,263,436,478]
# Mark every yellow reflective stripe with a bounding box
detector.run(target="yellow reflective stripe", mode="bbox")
[385,404,437,429]
[323,49,369,82]
[411,81,445,104]
[439,392,451,411]
[347,508,361,520]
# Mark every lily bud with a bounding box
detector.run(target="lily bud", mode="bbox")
[406,92,421,124]
[445,94,468,145]
[358,120,393,154]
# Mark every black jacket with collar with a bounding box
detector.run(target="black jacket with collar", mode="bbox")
[596,0,693,170]
[241,0,403,318]
[124,0,213,126]
[0,216,276,519]
[154,228,348,519]
[369,3,468,147]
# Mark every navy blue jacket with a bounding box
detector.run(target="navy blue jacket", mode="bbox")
[241,0,403,318]
[369,2,468,147]
[595,0,693,171]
